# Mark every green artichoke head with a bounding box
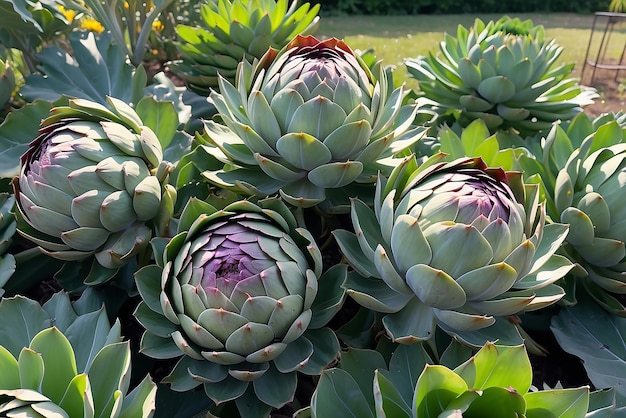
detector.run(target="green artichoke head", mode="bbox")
[523,112,626,312]
[13,97,167,271]
[135,198,345,414]
[170,0,321,95]
[334,155,572,344]
[405,17,597,135]
[202,34,423,210]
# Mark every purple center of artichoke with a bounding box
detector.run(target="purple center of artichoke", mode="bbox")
[198,221,271,297]
[280,45,368,91]
[442,169,514,224]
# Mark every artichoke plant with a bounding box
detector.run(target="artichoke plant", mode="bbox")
[134,198,345,416]
[202,35,423,210]
[170,0,320,95]
[305,342,591,418]
[0,292,156,418]
[13,97,170,277]
[519,112,626,314]
[333,155,573,344]
[0,329,156,418]
[405,17,596,135]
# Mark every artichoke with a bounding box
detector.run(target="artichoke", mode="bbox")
[170,0,320,95]
[519,112,626,313]
[405,17,596,135]
[134,198,345,415]
[333,155,573,344]
[13,97,168,273]
[202,35,423,210]
[0,292,156,418]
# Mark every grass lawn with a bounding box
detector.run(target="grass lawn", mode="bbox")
[317,13,626,88]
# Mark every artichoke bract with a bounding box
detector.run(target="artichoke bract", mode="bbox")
[134,198,345,415]
[333,155,572,344]
[405,17,596,135]
[202,35,423,209]
[170,0,320,95]
[13,97,166,272]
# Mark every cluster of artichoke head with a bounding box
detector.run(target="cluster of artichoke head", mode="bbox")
[13,32,579,413]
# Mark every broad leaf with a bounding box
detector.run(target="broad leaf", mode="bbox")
[29,328,78,404]
[86,342,131,418]
[41,292,79,333]
[414,364,467,418]
[551,292,626,402]
[0,100,52,178]
[455,343,532,394]
[118,375,157,418]
[525,387,589,418]
[21,31,146,106]
[0,296,51,357]
[64,308,119,372]
[310,368,375,418]
[381,343,432,408]
[135,96,179,150]
[373,370,411,418]
[339,348,387,410]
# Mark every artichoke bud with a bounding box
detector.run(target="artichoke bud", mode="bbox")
[405,16,596,135]
[529,114,626,302]
[204,35,424,209]
[14,98,169,274]
[335,155,571,344]
[135,197,346,412]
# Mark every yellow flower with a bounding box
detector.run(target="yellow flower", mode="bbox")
[152,20,164,32]
[81,17,105,34]
[58,5,76,23]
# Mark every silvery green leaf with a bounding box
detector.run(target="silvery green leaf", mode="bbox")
[21,32,145,106]
[552,293,626,403]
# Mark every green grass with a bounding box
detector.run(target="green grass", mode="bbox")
[316,13,626,88]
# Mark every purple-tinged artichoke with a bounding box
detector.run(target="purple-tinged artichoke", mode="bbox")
[518,112,626,314]
[201,35,424,210]
[13,97,169,274]
[134,198,345,416]
[334,155,573,345]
